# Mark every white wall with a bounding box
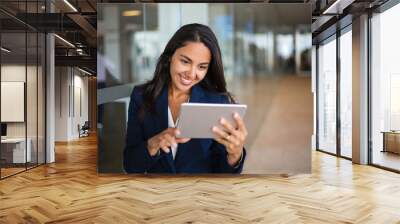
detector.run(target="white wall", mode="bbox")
[1,65,26,140]
[72,73,89,138]
[1,65,36,137]
[55,67,69,141]
[55,67,89,141]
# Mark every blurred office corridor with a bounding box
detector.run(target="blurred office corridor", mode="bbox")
[230,75,313,174]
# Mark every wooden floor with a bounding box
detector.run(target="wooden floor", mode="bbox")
[1,135,400,223]
[0,167,26,178]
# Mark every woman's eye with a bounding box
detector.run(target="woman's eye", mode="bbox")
[199,66,208,70]
[181,59,189,64]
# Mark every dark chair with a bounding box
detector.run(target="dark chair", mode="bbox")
[78,121,90,138]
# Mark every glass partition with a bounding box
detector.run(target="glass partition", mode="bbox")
[371,3,400,171]
[1,30,28,177]
[27,30,38,169]
[339,28,352,158]
[317,36,337,154]
[38,32,45,165]
[0,1,46,179]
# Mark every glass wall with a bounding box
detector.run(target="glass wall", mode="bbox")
[371,3,400,171]
[339,27,352,158]
[1,31,28,177]
[314,1,400,170]
[37,32,45,165]
[317,36,337,154]
[316,25,353,159]
[0,2,46,179]
[27,30,38,170]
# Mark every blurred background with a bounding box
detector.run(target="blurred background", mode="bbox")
[97,3,312,174]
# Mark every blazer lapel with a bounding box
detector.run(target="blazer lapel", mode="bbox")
[155,85,168,132]
[188,84,205,103]
[174,84,205,169]
[155,85,176,173]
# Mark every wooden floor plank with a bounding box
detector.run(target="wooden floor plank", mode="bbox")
[1,135,400,223]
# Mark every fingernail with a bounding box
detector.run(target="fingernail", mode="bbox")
[212,126,217,132]
[234,113,239,118]
[176,130,181,135]
[220,118,225,124]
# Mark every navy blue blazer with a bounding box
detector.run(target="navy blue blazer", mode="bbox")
[123,84,246,174]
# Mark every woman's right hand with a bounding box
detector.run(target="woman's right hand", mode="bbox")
[147,128,190,156]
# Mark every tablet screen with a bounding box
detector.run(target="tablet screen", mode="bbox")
[176,103,247,138]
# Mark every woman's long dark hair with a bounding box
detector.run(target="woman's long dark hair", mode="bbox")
[139,23,234,118]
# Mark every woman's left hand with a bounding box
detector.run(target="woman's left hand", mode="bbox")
[212,112,248,167]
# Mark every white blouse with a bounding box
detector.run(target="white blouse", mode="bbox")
[168,106,178,159]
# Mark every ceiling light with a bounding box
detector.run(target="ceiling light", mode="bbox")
[76,49,85,55]
[322,0,355,15]
[1,47,11,53]
[78,67,92,76]
[123,10,141,17]
[54,34,75,48]
[63,0,78,12]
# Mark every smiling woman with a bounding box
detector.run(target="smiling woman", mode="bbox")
[123,23,247,174]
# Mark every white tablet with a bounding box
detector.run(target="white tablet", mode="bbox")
[176,103,247,139]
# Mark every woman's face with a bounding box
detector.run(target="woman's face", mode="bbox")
[169,41,211,93]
